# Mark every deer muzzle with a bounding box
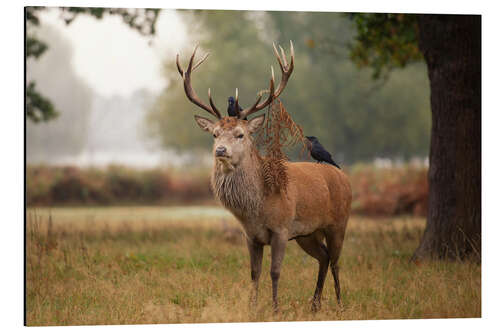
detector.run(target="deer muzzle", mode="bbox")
[215,146,228,157]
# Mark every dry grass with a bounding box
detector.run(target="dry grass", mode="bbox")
[26,206,480,326]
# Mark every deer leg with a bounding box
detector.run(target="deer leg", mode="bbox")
[246,238,264,308]
[324,226,346,306]
[295,232,330,312]
[270,232,288,313]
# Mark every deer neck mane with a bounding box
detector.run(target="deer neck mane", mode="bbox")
[211,146,264,219]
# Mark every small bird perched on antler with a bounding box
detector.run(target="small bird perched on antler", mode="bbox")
[227,96,247,119]
[305,136,341,169]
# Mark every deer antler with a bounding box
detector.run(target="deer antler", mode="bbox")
[176,45,221,119]
[237,40,295,120]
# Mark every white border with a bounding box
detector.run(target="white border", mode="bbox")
[3,0,499,332]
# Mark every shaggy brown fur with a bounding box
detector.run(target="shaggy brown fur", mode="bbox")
[255,100,307,195]
[219,116,239,129]
[212,146,264,220]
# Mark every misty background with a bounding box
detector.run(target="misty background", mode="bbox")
[26,9,430,168]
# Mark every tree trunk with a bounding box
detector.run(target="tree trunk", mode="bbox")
[412,15,481,261]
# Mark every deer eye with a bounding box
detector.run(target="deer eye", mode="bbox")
[237,133,244,139]
[213,133,218,138]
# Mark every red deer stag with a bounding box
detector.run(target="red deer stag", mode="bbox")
[176,42,351,312]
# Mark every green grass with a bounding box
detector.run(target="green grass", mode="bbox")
[26,206,480,325]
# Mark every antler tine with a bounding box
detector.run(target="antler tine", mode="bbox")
[186,45,198,73]
[207,88,221,118]
[177,45,221,119]
[238,41,294,119]
[274,40,294,97]
[234,88,240,113]
[258,70,276,106]
[247,93,263,113]
[238,66,275,119]
[279,45,288,67]
[272,43,284,71]
[176,54,184,77]
[192,52,210,72]
[177,49,207,76]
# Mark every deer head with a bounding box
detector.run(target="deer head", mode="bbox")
[176,42,294,172]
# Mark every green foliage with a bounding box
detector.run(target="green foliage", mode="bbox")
[55,7,160,35]
[26,82,58,122]
[147,10,430,162]
[347,13,422,79]
[25,6,160,123]
[26,36,47,59]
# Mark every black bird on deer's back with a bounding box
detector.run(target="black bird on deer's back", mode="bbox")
[227,96,246,119]
[306,136,341,169]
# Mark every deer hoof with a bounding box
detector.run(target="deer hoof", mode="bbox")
[311,299,321,312]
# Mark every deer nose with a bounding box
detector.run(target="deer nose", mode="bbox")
[215,146,227,157]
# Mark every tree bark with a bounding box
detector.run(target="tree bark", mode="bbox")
[413,15,481,261]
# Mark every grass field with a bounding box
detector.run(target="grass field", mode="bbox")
[25,206,480,326]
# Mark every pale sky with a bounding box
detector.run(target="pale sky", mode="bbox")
[39,8,188,97]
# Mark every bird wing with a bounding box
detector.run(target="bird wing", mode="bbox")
[227,105,237,117]
[318,149,333,162]
[316,143,332,158]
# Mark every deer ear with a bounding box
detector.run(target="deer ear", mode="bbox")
[247,114,265,133]
[194,115,215,133]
